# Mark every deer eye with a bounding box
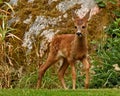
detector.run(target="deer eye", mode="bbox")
[74,26,77,29]
[82,26,86,29]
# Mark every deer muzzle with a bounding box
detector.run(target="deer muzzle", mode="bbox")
[76,32,82,37]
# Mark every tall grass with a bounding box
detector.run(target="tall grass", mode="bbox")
[0,2,23,88]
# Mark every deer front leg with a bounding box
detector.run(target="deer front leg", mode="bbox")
[68,60,76,89]
[58,58,69,89]
[82,57,90,89]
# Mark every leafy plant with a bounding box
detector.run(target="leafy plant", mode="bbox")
[95,0,106,8]
[106,18,120,37]
[91,17,120,88]
[95,0,117,8]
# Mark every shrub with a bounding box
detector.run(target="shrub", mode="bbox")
[91,17,120,88]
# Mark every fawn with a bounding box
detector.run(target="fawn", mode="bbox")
[37,10,91,89]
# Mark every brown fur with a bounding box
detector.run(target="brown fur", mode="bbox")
[37,11,90,89]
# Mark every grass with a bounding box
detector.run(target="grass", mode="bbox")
[0,89,120,96]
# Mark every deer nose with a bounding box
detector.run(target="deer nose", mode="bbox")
[76,32,82,36]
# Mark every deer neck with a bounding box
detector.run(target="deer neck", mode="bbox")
[72,34,88,52]
[70,34,88,60]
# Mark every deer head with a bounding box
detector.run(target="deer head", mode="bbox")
[72,10,90,37]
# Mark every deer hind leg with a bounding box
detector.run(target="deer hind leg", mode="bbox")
[36,54,57,89]
[58,58,69,89]
[82,57,90,89]
[68,59,76,90]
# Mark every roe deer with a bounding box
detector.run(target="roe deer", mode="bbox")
[37,10,91,89]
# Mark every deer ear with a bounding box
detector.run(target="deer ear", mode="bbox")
[72,11,80,20]
[83,10,91,21]
[72,11,81,26]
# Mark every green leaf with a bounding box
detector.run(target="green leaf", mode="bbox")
[98,3,106,8]
[109,0,117,4]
